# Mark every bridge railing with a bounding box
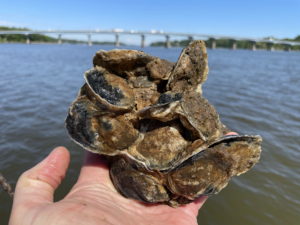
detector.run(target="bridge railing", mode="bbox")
[0,29,299,49]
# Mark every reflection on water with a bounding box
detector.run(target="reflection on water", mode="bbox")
[0,44,300,225]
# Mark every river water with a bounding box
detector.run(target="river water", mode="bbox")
[0,44,299,225]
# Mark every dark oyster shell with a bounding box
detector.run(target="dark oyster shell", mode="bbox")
[66,40,262,207]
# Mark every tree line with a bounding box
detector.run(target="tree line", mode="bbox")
[151,37,300,50]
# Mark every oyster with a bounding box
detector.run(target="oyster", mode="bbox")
[66,41,262,207]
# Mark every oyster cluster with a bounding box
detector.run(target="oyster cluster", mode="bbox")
[66,41,262,206]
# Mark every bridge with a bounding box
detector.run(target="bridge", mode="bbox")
[0,29,299,50]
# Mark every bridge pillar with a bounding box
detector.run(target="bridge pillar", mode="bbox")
[26,35,30,44]
[115,34,120,47]
[211,39,216,49]
[232,41,237,50]
[87,34,92,46]
[266,42,274,51]
[286,45,291,51]
[251,42,256,51]
[58,34,62,44]
[165,35,171,48]
[188,36,194,42]
[141,34,145,48]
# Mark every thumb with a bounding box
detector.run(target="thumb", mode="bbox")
[12,146,70,207]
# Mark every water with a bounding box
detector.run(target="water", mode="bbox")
[1,44,300,225]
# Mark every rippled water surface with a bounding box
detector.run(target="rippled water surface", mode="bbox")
[1,44,300,225]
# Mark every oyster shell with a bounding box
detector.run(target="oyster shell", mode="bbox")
[66,40,262,207]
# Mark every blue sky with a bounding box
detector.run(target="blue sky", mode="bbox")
[0,0,299,44]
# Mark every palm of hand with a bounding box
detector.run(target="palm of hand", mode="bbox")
[9,147,206,225]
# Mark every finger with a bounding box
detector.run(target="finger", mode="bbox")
[226,132,238,136]
[76,151,111,185]
[13,146,70,205]
[183,196,208,216]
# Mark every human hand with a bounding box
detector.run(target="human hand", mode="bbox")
[9,146,207,225]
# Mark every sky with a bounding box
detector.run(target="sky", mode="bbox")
[0,0,299,44]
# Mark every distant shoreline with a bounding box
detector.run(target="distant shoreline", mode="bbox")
[0,41,124,45]
[0,26,125,46]
[150,39,300,51]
